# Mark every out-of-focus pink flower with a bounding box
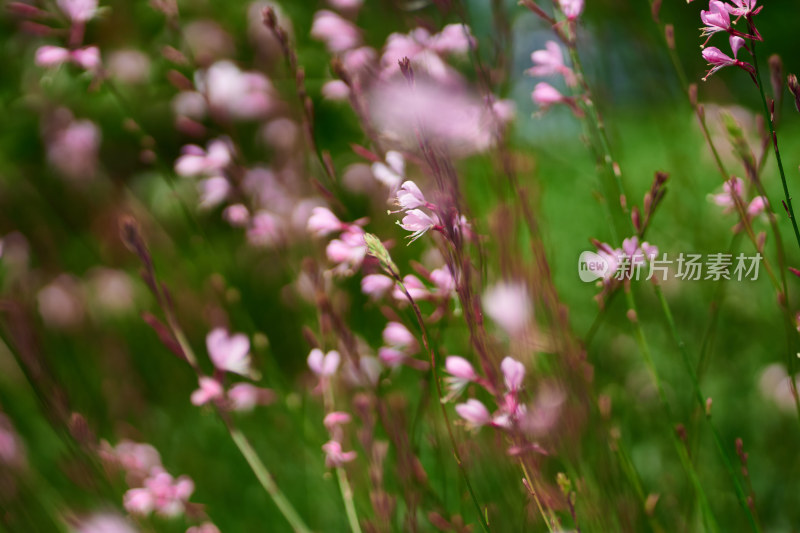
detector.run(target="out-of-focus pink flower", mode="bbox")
[73,512,137,533]
[483,282,532,336]
[396,181,428,210]
[195,61,273,121]
[57,0,98,22]
[107,49,150,84]
[342,46,376,75]
[223,204,250,227]
[429,24,474,55]
[382,322,417,350]
[311,10,361,53]
[198,176,230,209]
[521,382,566,436]
[308,348,341,377]
[142,468,195,517]
[747,196,767,217]
[247,211,282,248]
[307,207,344,237]
[322,440,357,467]
[123,488,155,515]
[378,346,407,367]
[228,383,274,411]
[501,357,525,392]
[361,273,394,299]
[491,98,517,123]
[71,46,101,70]
[322,80,350,101]
[429,267,456,296]
[114,440,161,475]
[392,274,430,301]
[444,355,477,402]
[558,0,584,19]
[190,376,224,406]
[527,41,577,87]
[326,227,367,274]
[0,415,22,466]
[206,328,252,376]
[455,399,492,427]
[184,20,235,64]
[37,275,85,329]
[186,522,221,533]
[46,117,101,181]
[174,139,231,177]
[532,82,566,108]
[172,92,208,120]
[35,46,71,67]
[371,151,406,190]
[709,177,744,213]
[323,411,352,430]
[400,209,439,242]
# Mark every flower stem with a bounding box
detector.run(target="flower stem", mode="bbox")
[228,424,313,533]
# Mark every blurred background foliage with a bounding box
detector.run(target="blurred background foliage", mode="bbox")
[1,0,800,531]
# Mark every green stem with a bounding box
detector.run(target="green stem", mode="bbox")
[228,425,313,533]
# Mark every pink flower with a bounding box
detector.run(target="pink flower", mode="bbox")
[190,376,224,406]
[396,181,428,210]
[143,468,195,517]
[429,24,474,55]
[311,10,361,53]
[123,488,154,515]
[709,177,744,212]
[326,227,367,274]
[327,0,363,12]
[73,513,137,533]
[527,41,577,87]
[455,399,492,427]
[307,206,344,237]
[444,356,478,402]
[482,282,532,336]
[322,440,357,467]
[392,274,430,301]
[198,176,230,209]
[323,411,352,430]
[195,61,273,121]
[501,357,525,392]
[57,0,98,22]
[308,348,341,377]
[114,440,161,475]
[430,267,456,296]
[71,46,101,70]
[371,151,406,190]
[223,204,250,227]
[702,36,751,80]
[228,383,274,411]
[174,139,232,177]
[378,346,407,367]
[399,209,439,242]
[321,80,350,101]
[206,328,252,376]
[361,274,394,299]
[35,46,71,67]
[382,322,417,349]
[46,117,101,182]
[747,196,767,217]
[532,82,566,108]
[247,211,282,248]
[700,1,732,44]
[558,0,584,20]
[726,0,760,17]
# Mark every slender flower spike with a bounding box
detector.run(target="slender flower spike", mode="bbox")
[702,36,754,80]
[501,357,526,392]
[455,399,492,428]
[399,209,439,242]
[206,328,252,376]
[308,348,341,377]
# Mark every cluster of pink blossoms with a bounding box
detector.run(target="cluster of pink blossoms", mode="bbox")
[591,237,659,284]
[709,177,767,224]
[190,328,274,411]
[448,356,527,429]
[699,0,762,80]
